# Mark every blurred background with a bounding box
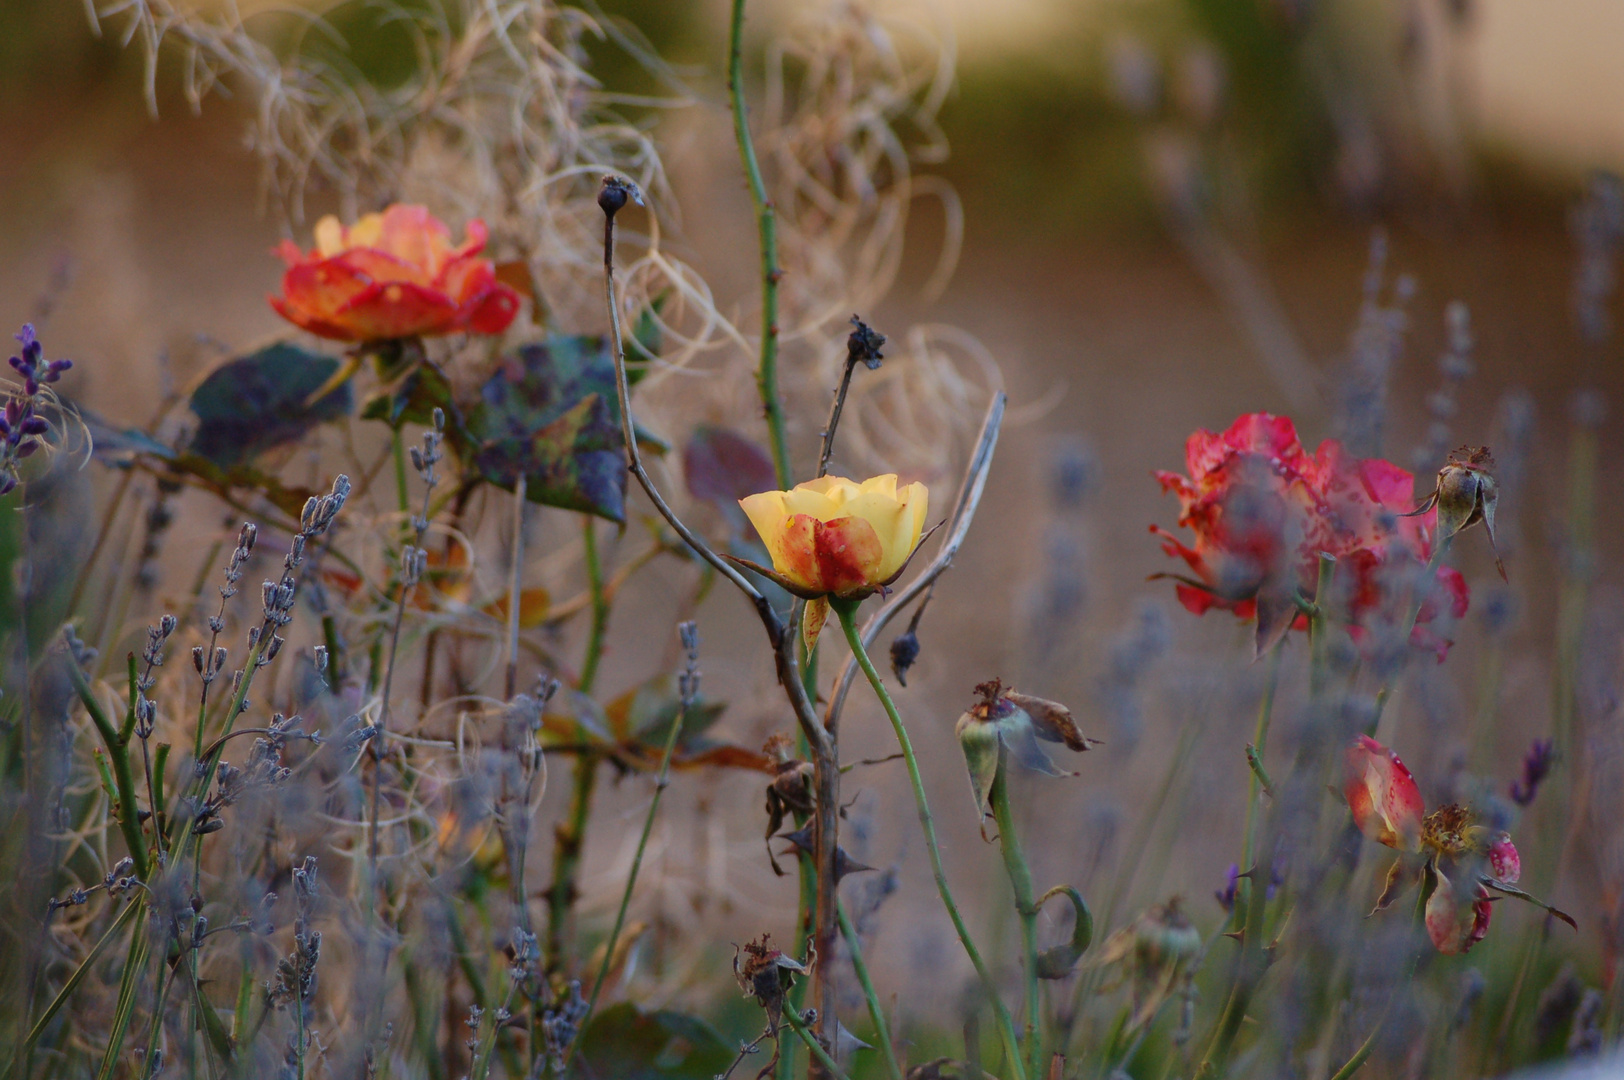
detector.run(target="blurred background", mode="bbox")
[3,0,1624,1060]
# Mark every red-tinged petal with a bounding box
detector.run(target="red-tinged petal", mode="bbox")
[1488,835,1521,885]
[772,514,824,594]
[1343,735,1425,852]
[814,515,885,597]
[1427,870,1493,955]
[1357,456,1418,514]
[1175,582,1224,616]
[460,282,522,334]
[267,293,360,342]
[1425,565,1470,621]
[332,281,461,340]
[1409,624,1456,663]
[274,239,307,267]
[1151,525,1208,578]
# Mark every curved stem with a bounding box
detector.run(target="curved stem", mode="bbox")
[837,901,904,1080]
[835,602,1027,1080]
[990,750,1043,1080]
[728,0,789,488]
[782,1006,851,1080]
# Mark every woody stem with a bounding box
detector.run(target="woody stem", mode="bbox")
[990,747,1044,1080]
[834,600,1028,1080]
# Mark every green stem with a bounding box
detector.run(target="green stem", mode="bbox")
[781,1006,852,1080]
[64,657,148,880]
[7,898,141,1075]
[578,516,608,694]
[1308,553,1336,700]
[391,426,411,519]
[835,602,1027,1080]
[578,699,687,1038]
[546,753,599,976]
[989,749,1043,1080]
[1327,884,1431,1080]
[837,902,903,1080]
[728,0,790,488]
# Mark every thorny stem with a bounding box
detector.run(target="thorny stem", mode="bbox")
[599,178,841,1045]
[781,1007,852,1080]
[728,0,790,490]
[835,601,1028,1080]
[989,749,1044,1080]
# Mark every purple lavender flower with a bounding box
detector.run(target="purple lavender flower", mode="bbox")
[1510,738,1554,806]
[1,324,72,495]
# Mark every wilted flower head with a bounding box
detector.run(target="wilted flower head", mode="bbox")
[1342,735,1570,954]
[954,679,1098,831]
[1091,897,1203,1031]
[1153,412,1468,656]
[735,473,929,648]
[270,204,521,342]
[1410,446,1506,581]
[732,933,811,1029]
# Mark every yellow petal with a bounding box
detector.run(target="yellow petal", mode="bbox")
[313,215,346,257]
[740,490,793,555]
[345,212,386,251]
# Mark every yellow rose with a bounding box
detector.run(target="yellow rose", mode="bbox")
[739,474,929,599]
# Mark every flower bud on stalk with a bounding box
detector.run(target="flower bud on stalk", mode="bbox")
[953,679,1098,835]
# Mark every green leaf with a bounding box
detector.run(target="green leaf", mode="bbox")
[467,336,628,523]
[361,360,458,430]
[188,343,353,467]
[576,1003,735,1080]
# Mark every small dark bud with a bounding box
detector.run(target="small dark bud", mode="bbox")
[598,174,644,218]
[846,316,886,370]
[889,629,920,686]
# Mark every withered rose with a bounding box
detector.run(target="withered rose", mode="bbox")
[1342,735,1569,955]
[1153,412,1468,657]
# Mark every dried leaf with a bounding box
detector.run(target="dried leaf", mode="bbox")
[188,343,353,467]
[684,425,776,509]
[1370,857,1414,916]
[1006,692,1099,752]
[467,336,628,523]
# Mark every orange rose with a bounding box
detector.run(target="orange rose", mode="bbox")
[270,204,520,342]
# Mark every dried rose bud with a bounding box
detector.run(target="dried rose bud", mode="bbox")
[954,679,1098,829]
[1417,446,1506,581]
